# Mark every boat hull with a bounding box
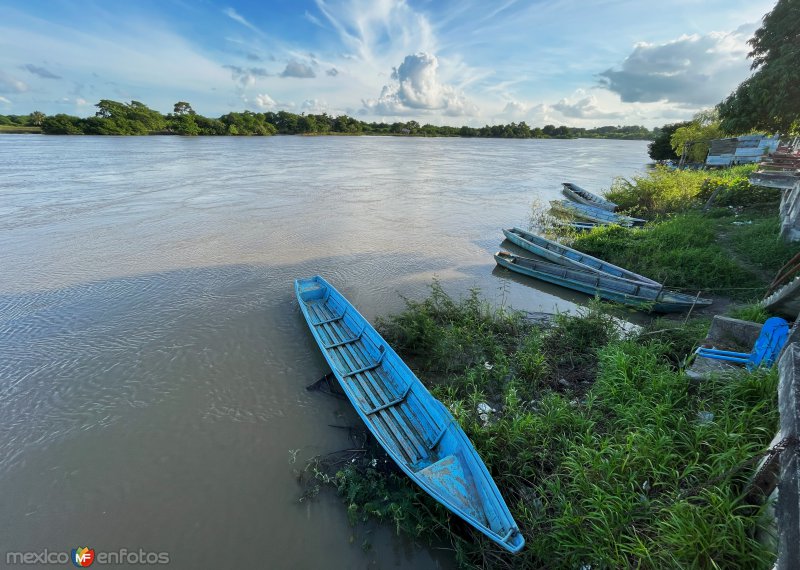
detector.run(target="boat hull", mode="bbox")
[562,182,617,211]
[295,276,524,553]
[503,227,660,286]
[550,200,645,226]
[494,252,711,313]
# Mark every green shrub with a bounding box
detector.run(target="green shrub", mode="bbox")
[313,286,778,569]
[605,165,760,218]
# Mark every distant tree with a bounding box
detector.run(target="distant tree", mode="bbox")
[297,114,318,133]
[28,111,46,126]
[670,110,724,163]
[173,101,195,116]
[95,99,126,118]
[718,0,800,134]
[648,121,691,161]
[171,113,200,135]
[41,114,82,134]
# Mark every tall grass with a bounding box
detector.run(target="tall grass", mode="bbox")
[727,216,800,275]
[570,213,766,298]
[312,287,778,569]
[568,165,798,300]
[605,165,771,218]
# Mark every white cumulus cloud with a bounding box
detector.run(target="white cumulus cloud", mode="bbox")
[280,60,316,78]
[552,95,624,119]
[363,52,476,116]
[255,93,276,109]
[598,25,755,106]
[301,99,329,114]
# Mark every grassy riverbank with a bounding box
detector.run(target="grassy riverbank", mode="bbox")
[305,285,777,568]
[0,125,41,134]
[299,165,790,567]
[566,166,800,302]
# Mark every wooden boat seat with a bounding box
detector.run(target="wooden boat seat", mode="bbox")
[296,276,525,553]
[304,299,438,464]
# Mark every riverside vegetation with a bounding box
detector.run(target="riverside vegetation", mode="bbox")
[569,165,800,302]
[299,165,796,569]
[0,100,655,139]
[301,286,778,569]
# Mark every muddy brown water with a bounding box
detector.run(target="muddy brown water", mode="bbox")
[0,135,648,567]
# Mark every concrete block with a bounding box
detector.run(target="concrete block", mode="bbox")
[705,316,763,350]
[686,316,763,380]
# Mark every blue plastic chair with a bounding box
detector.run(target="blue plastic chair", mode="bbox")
[695,316,790,370]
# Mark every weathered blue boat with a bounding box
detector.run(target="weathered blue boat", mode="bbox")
[494,251,711,313]
[551,220,599,232]
[562,182,618,211]
[550,200,645,226]
[502,227,660,286]
[295,276,525,553]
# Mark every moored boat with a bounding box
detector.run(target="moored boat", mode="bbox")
[295,276,525,553]
[562,182,618,211]
[494,251,711,313]
[551,220,599,232]
[502,227,660,285]
[550,200,645,226]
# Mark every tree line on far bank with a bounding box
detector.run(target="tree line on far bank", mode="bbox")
[649,0,798,163]
[0,101,655,140]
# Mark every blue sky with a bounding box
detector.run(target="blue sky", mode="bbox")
[0,0,776,127]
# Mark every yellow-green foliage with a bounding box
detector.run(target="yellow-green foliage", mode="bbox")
[605,164,763,218]
[670,121,725,163]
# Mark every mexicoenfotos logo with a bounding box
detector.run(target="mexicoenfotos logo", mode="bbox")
[5,547,169,565]
[71,547,95,567]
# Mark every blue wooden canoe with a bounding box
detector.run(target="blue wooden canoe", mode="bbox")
[503,227,661,286]
[550,200,645,226]
[295,276,525,553]
[551,220,599,232]
[562,182,618,212]
[494,251,712,313]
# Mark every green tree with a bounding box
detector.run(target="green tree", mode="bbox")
[41,114,82,134]
[171,113,200,135]
[648,121,691,161]
[173,101,195,115]
[718,0,800,134]
[28,111,46,126]
[670,110,724,163]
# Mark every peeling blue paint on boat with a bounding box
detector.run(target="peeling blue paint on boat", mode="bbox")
[550,199,645,226]
[561,182,618,211]
[503,227,660,285]
[295,276,525,553]
[494,251,712,313]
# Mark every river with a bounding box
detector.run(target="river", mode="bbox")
[0,135,649,567]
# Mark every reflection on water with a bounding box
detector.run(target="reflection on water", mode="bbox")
[0,135,648,566]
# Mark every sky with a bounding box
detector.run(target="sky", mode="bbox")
[0,0,777,127]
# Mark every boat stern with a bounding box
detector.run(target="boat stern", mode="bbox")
[295,275,327,302]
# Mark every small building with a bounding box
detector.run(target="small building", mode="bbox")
[706,135,780,167]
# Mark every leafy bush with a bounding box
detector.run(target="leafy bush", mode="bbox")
[312,287,778,569]
[606,165,760,218]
